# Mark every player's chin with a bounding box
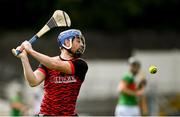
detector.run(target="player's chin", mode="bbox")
[79,46,85,52]
[78,48,84,54]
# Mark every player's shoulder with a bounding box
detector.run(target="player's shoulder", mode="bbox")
[123,72,132,77]
[51,56,59,60]
[122,72,133,80]
[72,58,88,68]
[72,58,87,64]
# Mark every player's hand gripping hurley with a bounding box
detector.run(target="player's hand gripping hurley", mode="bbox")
[12,10,71,56]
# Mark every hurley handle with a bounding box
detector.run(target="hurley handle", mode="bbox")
[12,35,39,56]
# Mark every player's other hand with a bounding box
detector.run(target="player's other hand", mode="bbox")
[136,89,145,97]
[21,40,33,53]
[14,46,27,58]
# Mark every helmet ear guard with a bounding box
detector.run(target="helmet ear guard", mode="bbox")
[61,38,73,50]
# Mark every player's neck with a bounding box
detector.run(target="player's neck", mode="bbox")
[60,49,74,60]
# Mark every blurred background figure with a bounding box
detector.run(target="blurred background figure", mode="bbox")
[129,57,149,115]
[115,57,147,116]
[10,90,28,116]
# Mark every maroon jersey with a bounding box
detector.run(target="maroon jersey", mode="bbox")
[37,58,88,116]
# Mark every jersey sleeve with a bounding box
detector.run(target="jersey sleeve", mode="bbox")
[71,59,88,81]
[122,73,132,84]
[37,64,48,76]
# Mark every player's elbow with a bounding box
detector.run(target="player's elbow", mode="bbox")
[119,84,126,92]
[29,84,36,87]
[25,76,40,87]
[120,88,126,93]
[120,86,129,93]
[29,83,38,87]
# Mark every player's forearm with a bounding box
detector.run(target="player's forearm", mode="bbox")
[139,95,149,115]
[28,49,61,70]
[21,57,38,87]
[121,88,136,96]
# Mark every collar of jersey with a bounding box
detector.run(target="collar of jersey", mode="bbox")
[59,55,75,61]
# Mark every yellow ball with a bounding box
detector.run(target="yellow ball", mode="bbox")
[149,65,157,74]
